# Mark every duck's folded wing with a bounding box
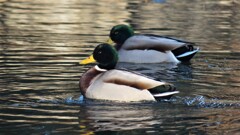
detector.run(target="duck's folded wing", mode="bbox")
[102,69,169,90]
[122,35,188,51]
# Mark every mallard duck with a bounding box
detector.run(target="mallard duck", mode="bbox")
[107,24,199,63]
[79,43,179,102]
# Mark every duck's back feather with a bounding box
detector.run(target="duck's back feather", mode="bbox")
[143,34,194,44]
[85,69,171,102]
[121,35,187,51]
[116,35,198,63]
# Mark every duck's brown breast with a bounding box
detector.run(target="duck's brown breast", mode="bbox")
[79,67,102,96]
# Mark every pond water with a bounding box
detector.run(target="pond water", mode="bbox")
[1,0,240,134]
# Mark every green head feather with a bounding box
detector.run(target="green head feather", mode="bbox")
[109,24,134,44]
[93,43,118,70]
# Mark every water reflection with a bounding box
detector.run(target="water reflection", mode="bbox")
[0,0,240,134]
[127,0,240,52]
[78,102,180,133]
[78,101,240,134]
[79,104,153,132]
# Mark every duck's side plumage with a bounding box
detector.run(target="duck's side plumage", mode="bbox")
[117,35,184,63]
[118,49,179,63]
[85,68,155,102]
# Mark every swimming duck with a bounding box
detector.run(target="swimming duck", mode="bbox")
[107,24,199,63]
[79,43,179,102]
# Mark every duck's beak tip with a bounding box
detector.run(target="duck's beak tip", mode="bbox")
[106,38,114,45]
[79,55,96,65]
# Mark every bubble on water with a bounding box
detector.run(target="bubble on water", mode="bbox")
[65,95,84,104]
[38,95,84,105]
[177,95,240,108]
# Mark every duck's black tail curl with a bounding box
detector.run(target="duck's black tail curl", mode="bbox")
[148,84,179,100]
[172,44,199,62]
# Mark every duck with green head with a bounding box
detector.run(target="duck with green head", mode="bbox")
[79,43,179,102]
[107,24,199,63]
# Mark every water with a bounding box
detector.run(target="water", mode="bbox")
[1,0,240,134]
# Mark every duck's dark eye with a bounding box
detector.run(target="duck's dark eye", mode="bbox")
[114,31,119,35]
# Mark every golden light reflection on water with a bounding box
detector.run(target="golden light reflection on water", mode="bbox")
[0,0,240,134]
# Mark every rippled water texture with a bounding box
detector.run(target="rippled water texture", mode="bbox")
[1,0,240,134]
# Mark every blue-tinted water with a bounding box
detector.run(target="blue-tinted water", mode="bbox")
[1,0,240,134]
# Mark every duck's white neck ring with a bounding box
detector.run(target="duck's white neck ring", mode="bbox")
[95,65,107,72]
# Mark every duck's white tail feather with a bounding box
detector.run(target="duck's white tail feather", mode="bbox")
[176,48,199,58]
[153,91,179,97]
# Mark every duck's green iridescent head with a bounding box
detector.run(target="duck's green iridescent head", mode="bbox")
[93,43,118,70]
[109,24,134,44]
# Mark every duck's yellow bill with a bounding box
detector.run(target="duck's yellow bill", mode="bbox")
[79,55,96,65]
[106,38,114,45]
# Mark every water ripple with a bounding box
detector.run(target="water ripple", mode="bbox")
[1,0,240,134]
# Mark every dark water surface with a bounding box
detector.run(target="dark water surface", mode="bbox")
[1,0,240,134]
